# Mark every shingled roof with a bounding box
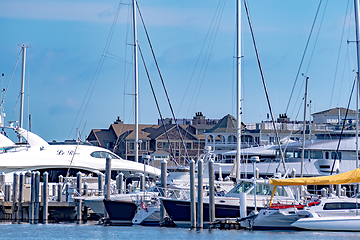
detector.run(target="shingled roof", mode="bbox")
[312,107,357,116]
[206,114,245,133]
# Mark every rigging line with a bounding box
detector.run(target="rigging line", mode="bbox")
[243,0,287,173]
[191,0,227,116]
[338,40,355,106]
[178,0,226,117]
[0,50,22,109]
[28,52,63,139]
[330,0,351,107]
[330,75,356,175]
[284,0,323,115]
[64,121,87,189]
[137,2,190,163]
[290,2,328,119]
[138,44,178,165]
[68,1,123,139]
[186,0,227,117]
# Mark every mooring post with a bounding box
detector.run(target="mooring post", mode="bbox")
[116,172,124,194]
[160,159,167,225]
[0,172,5,195]
[76,172,82,196]
[5,183,11,202]
[239,192,247,218]
[77,198,82,224]
[12,172,19,221]
[98,173,103,196]
[34,171,40,224]
[29,172,35,223]
[65,182,70,202]
[18,173,24,221]
[190,159,196,229]
[83,182,88,196]
[57,183,63,202]
[104,156,111,218]
[43,172,49,224]
[197,159,203,229]
[139,173,145,192]
[208,160,215,224]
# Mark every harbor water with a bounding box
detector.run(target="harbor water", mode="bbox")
[0,222,359,240]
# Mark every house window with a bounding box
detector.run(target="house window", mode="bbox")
[175,150,179,156]
[186,142,191,149]
[129,142,135,150]
[141,141,147,150]
[162,142,169,149]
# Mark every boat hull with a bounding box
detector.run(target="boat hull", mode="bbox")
[291,216,360,231]
[161,198,241,227]
[103,199,137,225]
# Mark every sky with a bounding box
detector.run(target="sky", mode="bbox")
[0,0,358,142]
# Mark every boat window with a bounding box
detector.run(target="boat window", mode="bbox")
[325,152,329,159]
[90,151,119,159]
[309,151,322,159]
[248,184,288,197]
[331,152,341,160]
[285,150,294,158]
[227,181,253,194]
[323,202,360,210]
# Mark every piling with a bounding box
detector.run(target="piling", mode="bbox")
[160,159,167,224]
[34,171,40,224]
[5,183,11,202]
[291,168,296,178]
[12,172,19,221]
[116,172,124,194]
[18,173,24,221]
[139,173,145,192]
[239,192,247,218]
[208,160,215,224]
[98,173,103,196]
[105,156,111,200]
[190,160,196,228]
[65,182,70,202]
[43,172,49,224]
[57,183,63,202]
[197,159,203,228]
[104,156,111,217]
[29,172,35,223]
[83,182,88,196]
[0,172,5,194]
[77,199,82,224]
[76,172,82,196]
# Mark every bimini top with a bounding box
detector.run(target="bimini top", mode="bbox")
[269,168,360,186]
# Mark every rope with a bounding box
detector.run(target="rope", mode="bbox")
[136,1,190,163]
[138,44,179,166]
[243,0,287,172]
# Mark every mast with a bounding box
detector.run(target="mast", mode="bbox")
[236,0,242,182]
[133,0,139,162]
[301,77,309,177]
[355,0,360,171]
[19,46,27,142]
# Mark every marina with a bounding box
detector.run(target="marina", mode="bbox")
[3,0,360,237]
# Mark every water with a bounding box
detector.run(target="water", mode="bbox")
[0,222,359,240]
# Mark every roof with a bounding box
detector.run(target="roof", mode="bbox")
[312,107,357,116]
[206,114,238,133]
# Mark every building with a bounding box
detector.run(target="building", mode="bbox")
[87,113,219,165]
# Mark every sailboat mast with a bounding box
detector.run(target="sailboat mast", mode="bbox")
[355,0,360,171]
[19,45,27,142]
[133,0,139,162]
[236,0,242,182]
[301,77,309,177]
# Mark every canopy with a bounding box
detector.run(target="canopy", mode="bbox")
[269,168,360,186]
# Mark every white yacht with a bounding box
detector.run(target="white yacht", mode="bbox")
[0,127,161,182]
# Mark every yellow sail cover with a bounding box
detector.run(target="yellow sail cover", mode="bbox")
[269,168,360,186]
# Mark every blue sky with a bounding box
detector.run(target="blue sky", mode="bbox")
[0,0,358,142]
